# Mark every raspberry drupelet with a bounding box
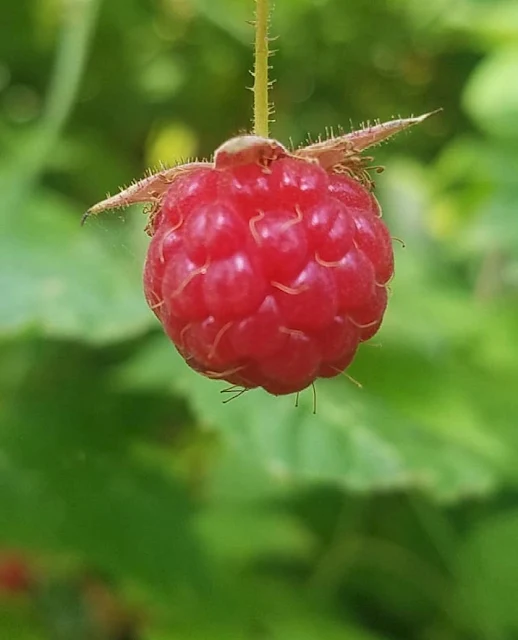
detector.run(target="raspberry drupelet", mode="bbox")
[143,151,393,396]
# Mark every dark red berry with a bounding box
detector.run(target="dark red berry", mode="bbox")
[143,155,393,395]
[0,553,32,594]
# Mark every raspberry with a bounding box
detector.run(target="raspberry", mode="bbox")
[0,553,32,594]
[143,152,393,395]
[87,115,434,397]
[84,0,435,398]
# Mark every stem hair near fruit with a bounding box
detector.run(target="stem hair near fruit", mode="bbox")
[253,0,271,137]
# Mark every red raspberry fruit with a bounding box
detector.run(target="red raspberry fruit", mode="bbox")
[143,152,393,396]
[85,110,434,397]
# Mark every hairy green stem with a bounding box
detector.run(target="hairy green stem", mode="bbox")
[253,0,270,137]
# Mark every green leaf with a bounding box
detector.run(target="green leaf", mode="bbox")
[116,333,508,502]
[0,190,154,343]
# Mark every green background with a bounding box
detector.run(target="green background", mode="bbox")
[1,0,518,638]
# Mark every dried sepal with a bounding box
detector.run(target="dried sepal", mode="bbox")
[84,112,439,223]
[82,161,211,224]
[343,110,441,151]
[295,111,440,172]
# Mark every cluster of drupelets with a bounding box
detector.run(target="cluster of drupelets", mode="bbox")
[85,0,436,399]
[142,151,393,396]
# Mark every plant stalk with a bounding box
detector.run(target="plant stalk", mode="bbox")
[253,0,270,137]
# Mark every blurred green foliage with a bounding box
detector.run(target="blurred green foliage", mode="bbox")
[1,0,518,638]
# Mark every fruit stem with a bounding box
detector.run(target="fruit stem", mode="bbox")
[253,0,270,138]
